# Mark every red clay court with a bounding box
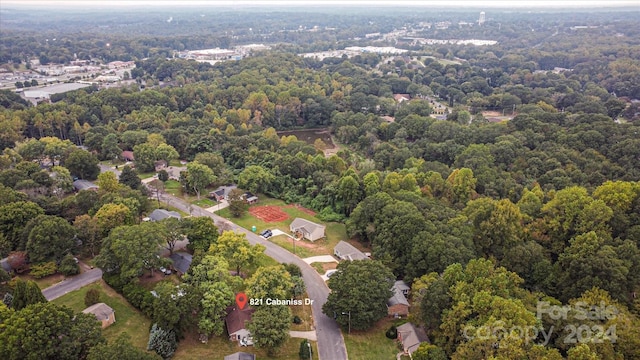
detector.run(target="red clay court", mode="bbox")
[249,205,289,222]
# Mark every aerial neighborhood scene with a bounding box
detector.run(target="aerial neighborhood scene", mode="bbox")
[1,0,640,359]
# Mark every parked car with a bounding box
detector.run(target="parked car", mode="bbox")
[326,269,338,278]
[159,266,172,275]
[260,229,273,238]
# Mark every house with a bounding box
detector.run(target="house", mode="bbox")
[226,306,254,346]
[73,179,98,192]
[394,93,412,103]
[224,352,256,360]
[169,252,192,276]
[394,280,411,297]
[121,151,135,162]
[208,185,237,202]
[148,209,181,222]
[397,322,429,357]
[154,160,168,172]
[334,241,369,261]
[242,192,259,204]
[387,284,410,317]
[290,218,326,242]
[82,303,116,328]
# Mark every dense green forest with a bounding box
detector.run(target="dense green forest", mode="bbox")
[1,6,639,359]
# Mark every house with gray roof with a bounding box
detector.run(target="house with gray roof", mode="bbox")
[387,283,410,317]
[73,179,98,191]
[397,322,429,357]
[82,302,116,328]
[224,352,255,360]
[148,209,181,222]
[334,240,369,261]
[169,252,192,276]
[290,218,325,242]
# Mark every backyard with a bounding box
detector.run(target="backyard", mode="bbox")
[52,281,153,351]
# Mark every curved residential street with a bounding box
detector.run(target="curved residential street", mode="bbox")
[160,192,348,360]
[43,268,103,301]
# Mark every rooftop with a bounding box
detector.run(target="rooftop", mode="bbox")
[149,209,181,222]
[169,252,192,274]
[82,302,114,321]
[225,306,254,335]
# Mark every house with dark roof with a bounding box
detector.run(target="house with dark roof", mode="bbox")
[397,322,429,357]
[224,352,256,360]
[82,303,116,328]
[121,151,135,162]
[148,209,181,222]
[334,241,369,261]
[73,179,98,192]
[169,252,192,276]
[290,218,325,242]
[225,306,254,346]
[208,185,237,202]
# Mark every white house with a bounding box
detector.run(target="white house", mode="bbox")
[290,218,326,242]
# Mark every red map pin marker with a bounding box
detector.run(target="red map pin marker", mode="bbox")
[236,292,247,310]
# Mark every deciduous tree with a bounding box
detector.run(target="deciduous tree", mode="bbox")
[211,231,265,275]
[0,302,104,360]
[322,260,393,331]
[26,214,76,263]
[185,161,215,200]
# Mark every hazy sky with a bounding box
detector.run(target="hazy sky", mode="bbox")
[2,0,639,8]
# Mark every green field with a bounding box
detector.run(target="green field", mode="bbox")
[343,318,402,360]
[216,196,347,258]
[52,281,153,351]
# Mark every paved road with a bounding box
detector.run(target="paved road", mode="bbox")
[160,192,348,360]
[42,268,103,301]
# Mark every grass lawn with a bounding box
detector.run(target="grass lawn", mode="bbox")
[174,331,318,360]
[290,295,315,331]
[191,198,216,207]
[216,196,348,258]
[18,273,65,289]
[164,180,183,196]
[52,280,153,351]
[343,317,402,360]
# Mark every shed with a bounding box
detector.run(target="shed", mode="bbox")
[224,352,256,360]
[148,209,181,222]
[334,241,369,261]
[82,302,116,328]
[226,306,254,346]
[397,322,429,356]
[73,179,98,192]
[290,218,325,242]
